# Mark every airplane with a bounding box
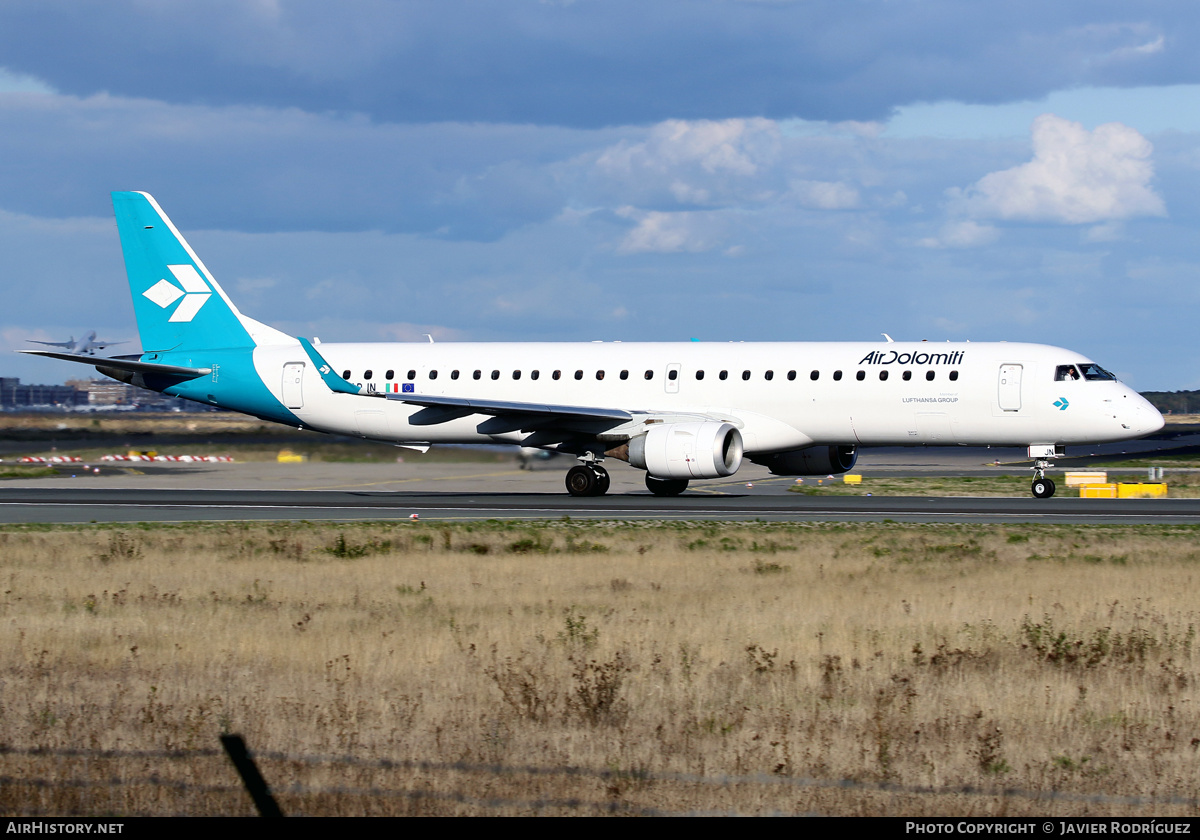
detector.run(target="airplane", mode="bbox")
[27,330,126,356]
[23,191,1165,499]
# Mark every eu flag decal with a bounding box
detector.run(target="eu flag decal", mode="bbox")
[402,383,415,393]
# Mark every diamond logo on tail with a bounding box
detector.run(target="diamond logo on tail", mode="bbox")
[142,264,211,322]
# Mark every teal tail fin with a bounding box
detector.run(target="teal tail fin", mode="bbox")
[112,191,292,354]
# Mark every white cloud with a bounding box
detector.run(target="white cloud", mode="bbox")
[917,220,999,249]
[594,119,781,208]
[957,114,1166,224]
[597,118,779,177]
[789,179,860,209]
[615,207,717,254]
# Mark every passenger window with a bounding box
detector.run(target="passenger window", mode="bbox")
[833,370,842,381]
[742,370,751,380]
[596,370,605,380]
[364,370,373,380]
[385,370,395,381]
[787,370,796,381]
[856,371,865,381]
[1055,365,1081,382]
[668,369,678,381]
[512,370,521,380]
[553,370,561,380]
[644,370,654,380]
[764,370,774,381]
[949,370,959,381]
[491,370,500,380]
[342,370,351,380]
[429,370,438,380]
[719,370,728,380]
[926,370,935,381]
[902,371,911,381]
[879,370,888,381]
[696,370,705,380]
[574,370,583,380]
[451,370,460,380]
[407,370,416,380]
[473,370,481,380]
[531,370,539,380]
[810,370,819,381]
[620,370,629,380]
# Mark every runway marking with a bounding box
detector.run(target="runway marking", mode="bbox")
[295,469,526,491]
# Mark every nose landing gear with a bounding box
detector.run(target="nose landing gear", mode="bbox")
[1027,445,1062,499]
[1031,474,1056,499]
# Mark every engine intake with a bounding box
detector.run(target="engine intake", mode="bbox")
[628,421,744,480]
[751,445,857,476]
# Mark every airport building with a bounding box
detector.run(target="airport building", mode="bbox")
[0,376,200,411]
[0,377,89,409]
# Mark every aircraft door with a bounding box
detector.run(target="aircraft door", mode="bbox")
[282,362,305,409]
[665,362,681,394]
[998,364,1022,411]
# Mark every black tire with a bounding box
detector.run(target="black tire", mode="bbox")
[591,465,611,495]
[566,465,599,497]
[1031,477,1056,499]
[646,474,688,496]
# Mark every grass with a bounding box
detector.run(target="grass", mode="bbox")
[0,466,58,479]
[1,520,1199,815]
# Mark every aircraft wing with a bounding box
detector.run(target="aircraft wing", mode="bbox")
[385,392,631,422]
[20,350,211,378]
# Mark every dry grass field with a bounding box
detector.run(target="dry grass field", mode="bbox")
[2,520,1199,816]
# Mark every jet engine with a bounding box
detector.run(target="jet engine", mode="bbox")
[628,421,744,480]
[750,445,857,476]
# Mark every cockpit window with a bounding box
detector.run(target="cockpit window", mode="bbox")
[1057,363,1117,382]
[1079,363,1117,381]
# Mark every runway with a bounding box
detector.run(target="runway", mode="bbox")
[2,486,1199,525]
[2,437,1197,525]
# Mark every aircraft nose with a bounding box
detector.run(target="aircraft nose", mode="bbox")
[1130,394,1165,435]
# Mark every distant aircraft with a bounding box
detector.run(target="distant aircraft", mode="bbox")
[27,331,126,356]
[24,191,1165,499]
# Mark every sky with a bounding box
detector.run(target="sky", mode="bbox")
[3,1,1200,391]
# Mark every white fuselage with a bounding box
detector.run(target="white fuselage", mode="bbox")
[251,340,1164,452]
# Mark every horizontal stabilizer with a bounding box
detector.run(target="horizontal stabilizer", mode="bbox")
[20,350,211,378]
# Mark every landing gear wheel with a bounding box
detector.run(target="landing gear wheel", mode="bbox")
[566,465,599,497]
[646,474,689,496]
[590,465,610,495]
[1031,478,1056,499]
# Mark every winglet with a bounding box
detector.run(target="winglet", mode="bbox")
[297,337,361,395]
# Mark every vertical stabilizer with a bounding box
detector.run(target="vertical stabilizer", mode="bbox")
[112,191,292,353]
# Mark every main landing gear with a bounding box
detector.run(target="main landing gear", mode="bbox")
[566,464,610,497]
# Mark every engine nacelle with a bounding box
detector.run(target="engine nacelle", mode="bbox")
[628,422,744,480]
[751,445,857,476]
